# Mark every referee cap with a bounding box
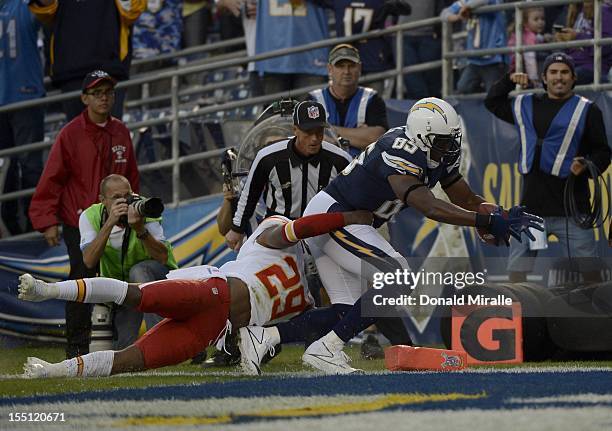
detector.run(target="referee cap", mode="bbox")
[293,101,329,131]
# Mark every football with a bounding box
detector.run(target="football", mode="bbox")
[476,202,508,246]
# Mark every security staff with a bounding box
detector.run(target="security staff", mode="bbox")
[485,52,610,281]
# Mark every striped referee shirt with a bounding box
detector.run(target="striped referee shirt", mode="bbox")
[231,138,351,233]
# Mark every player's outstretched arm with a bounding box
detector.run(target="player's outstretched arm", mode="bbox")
[389,174,479,227]
[257,211,374,249]
[441,176,486,212]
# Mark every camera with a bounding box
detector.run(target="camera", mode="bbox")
[119,195,164,225]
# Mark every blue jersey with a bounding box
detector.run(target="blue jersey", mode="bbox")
[255,0,329,76]
[447,0,507,65]
[0,0,44,105]
[325,127,460,224]
[133,0,183,60]
[316,0,393,72]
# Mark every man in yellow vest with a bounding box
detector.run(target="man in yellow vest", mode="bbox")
[80,174,177,349]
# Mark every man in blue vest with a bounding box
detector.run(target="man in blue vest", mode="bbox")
[485,52,610,282]
[309,44,388,158]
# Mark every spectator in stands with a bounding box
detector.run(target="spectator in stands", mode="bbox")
[309,44,388,158]
[441,0,507,94]
[225,101,351,250]
[183,1,212,50]
[254,0,329,96]
[130,0,183,99]
[508,6,552,88]
[311,1,412,95]
[80,174,177,349]
[29,0,145,122]
[29,71,140,359]
[217,0,260,96]
[0,0,45,235]
[485,52,610,282]
[400,0,452,100]
[555,0,612,84]
[133,0,183,60]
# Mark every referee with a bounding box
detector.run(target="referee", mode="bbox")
[225,101,352,250]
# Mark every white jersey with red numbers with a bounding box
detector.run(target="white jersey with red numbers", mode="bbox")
[220,216,313,326]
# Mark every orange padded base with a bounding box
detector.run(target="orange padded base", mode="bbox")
[385,345,468,371]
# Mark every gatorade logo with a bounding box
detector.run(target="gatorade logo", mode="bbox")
[451,303,523,364]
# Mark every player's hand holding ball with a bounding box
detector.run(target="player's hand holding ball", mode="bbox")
[476,203,544,247]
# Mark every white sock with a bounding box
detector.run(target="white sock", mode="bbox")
[53,278,128,304]
[63,351,115,377]
[265,327,281,346]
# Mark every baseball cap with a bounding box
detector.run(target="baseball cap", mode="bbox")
[293,101,329,131]
[542,52,576,76]
[328,44,361,65]
[82,70,116,93]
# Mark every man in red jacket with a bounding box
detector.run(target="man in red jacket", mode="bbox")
[29,70,140,359]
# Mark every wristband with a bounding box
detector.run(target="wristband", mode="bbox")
[475,213,491,228]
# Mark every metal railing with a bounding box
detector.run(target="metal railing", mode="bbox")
[0,0,610,239]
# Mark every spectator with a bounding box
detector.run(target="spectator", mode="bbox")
[254,0,329,96]
[182,1,211,50]
[217,0,260,96]
[309,44,388,158]
[399,0,451,99]
[508,6,551,88]
[130,0,183,99]
[225,101,351,250]
[0,0,45,235]
[555,0,612,84]
[29,71,140,358]
[80,174,177,349]
[29,0,145,121]
[485,52,610,282]
[311,0,412,94]
[441,0,507,94]
[133,0,183,60]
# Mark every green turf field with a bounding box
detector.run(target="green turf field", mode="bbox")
[2,345,611,400]
[0,344,387,398]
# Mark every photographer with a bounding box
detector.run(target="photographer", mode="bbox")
[79,174,177,349]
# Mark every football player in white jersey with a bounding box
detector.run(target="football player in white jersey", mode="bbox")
[17,210,372,378]
[239,97,544,374]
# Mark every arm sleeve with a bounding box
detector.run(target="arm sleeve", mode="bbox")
[231,151,274,233]
[79,212,97,251]
[144,221,166,241]
[582,103,611,175]
[365,95,389,129]
[28,133,70,231]
[484,73,516,124]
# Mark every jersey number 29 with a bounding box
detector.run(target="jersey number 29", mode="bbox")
[255,256,308,321]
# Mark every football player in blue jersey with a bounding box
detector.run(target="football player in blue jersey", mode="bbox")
[239,97,544,374]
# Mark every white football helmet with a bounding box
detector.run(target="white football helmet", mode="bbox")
[406,97,462,167]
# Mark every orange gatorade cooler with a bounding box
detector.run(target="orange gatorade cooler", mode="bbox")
[385,346,468,371]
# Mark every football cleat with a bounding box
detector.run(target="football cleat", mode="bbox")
[22,357,64,379]
[239,326,276,375]
[18,274,52,302]
[302,339,361,375]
